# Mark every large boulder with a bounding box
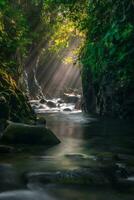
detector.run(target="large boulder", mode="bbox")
[1,121,60,145]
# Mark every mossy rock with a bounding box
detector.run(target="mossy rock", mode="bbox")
[0,69,35,123]
[2,121,60,145]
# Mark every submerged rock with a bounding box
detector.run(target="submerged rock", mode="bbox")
[0,164,21,191]
[27,168,110,186]
[27,164,134,188]
[0,190,55,200]
[64,153,96,161]
[1,121,60,145]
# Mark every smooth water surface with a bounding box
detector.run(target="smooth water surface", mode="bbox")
[0,112,134,200]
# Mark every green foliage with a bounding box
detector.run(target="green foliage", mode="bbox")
[81,0,134,90]
[0,0,134,117]
[0,1,31,77]
[48,0,134,116]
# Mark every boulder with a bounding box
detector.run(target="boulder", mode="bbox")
[75,99,82,110]
[1,121,60,145]
[0,145,15,153]
[63,108,72,112]
[46,101,56,108]
[63,93,79,103]
[57,99,64,104]
[40,99,47,104]
[27,168,110,186]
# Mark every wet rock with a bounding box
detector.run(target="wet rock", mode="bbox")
[27,168,110,186]
[65,153,96,162]
[1,121,60,145]
[40,99,47,104]
[38,105,46,109]
[0,96,9,121]
[63,108,72,112]
[117,176,134,189]
[0,145,15,153]
[57,99,64,104]
[0,190,55,200]
[46,101,56,108]
[96,152,119,163]
[31,104,39,110]
[0,164,21,191]
[75,99,82,110]
[36,117,46,126]
[63,93,79,103]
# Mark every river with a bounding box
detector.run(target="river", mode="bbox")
[0,110,134,200]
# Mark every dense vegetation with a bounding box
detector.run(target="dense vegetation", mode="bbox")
[80,0,134,118]
[0,0,134,121]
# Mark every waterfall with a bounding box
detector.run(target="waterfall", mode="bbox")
[23,70,29,96]
[33,56,44,98]
[27,56,44,99]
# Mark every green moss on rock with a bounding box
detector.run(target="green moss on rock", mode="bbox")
[0,69,35,124]
[2,121,60,145]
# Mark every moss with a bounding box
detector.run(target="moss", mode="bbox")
[0,69,36,124]
[2,121,60,145]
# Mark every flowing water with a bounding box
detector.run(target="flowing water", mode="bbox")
[0,108,134,199]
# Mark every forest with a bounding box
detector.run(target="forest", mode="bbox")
[0,0,134,200]
[0,0,134,120]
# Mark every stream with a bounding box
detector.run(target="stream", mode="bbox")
[0,102,134,199]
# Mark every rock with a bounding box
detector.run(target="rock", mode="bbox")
[117,176,134,189]
[38,105,46,109]
[0,164,21,191]
[27,168,110,186]
[75,99,82,110]
[31,105,39,109]
[0,145,15,153]
[63,108,71,112]
[65,153,96,161]
[57,99,64,104]
[46,101,56,108]
[36,117,46,126]
[63,93,79,103]
[1,121,60,145]
[40,99,47,104]
[0,96,10,131]
[0,70,36,123]
[0,96,9,121]
[27,164,134,187]
[0,190,55,200]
